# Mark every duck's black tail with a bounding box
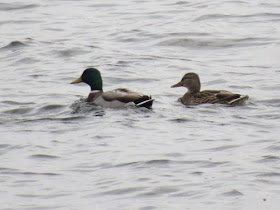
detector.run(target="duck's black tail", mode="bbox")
[134,95,154,109]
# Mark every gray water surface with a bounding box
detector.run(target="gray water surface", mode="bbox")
[1,0,280,209]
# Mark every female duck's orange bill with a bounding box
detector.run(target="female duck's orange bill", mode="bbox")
[171,81,183,88]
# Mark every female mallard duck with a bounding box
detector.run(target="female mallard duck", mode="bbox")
[171,72,249,106]
[71,68,154,108]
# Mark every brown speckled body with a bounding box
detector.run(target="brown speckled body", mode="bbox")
[172,73,249,106]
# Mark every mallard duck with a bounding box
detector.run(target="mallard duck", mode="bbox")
[171,72,249,106]
[71,68,154,108]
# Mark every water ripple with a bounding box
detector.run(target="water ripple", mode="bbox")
[29,154,60,160]
[193,13,280,22]
[158,37,273,48]
[222,189,243,197]
[38,104,66,112]
[257,172,280,178]
[100,187,145,195]
[0,41,26,50]
[0,100,35,105]
[0,3,38,11]
[0,168,60,176]
[139,186,179,196]
[3,107,33,115]
[102,159,229,170]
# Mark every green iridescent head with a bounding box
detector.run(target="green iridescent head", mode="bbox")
[71,68,103,91]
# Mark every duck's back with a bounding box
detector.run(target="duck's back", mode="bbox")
[102,88,144,102]
[93,88,153,108]
[184,90,248,105]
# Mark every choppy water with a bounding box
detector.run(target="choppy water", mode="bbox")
[1,0,280,209]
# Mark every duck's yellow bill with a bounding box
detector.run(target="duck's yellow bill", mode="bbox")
[70,77,83,84]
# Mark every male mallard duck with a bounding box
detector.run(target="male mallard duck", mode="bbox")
[171,72,249,106]
[71,68,154,108]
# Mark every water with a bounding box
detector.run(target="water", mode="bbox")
[1,0,280,209]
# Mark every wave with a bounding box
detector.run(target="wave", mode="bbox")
[0,3,38,11]
[157,37,273,48]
